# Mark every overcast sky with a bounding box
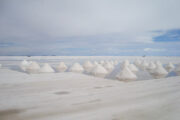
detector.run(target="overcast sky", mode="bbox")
[0,0,180,56]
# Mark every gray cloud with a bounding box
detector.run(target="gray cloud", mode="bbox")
[0,0,180,55]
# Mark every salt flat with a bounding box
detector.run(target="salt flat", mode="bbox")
[0,56,180,120]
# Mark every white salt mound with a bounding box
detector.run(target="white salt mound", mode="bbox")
[40,63,54,73]
[151,64,168,78]
[69,63,84,73]
[175,64,180,75]
[140,60,149,70]
[121,60,130,68]
[91,65,108,77]
[114,60,119,65]
[147,62,156,71]
[83,61,94,72]
[56,62,67,72]
[20,60,29,71]
[165,62,175,72]
[103,62,114,72]
[134,59,141,67]
[26,61,40,74]
[99,60,105,65]
[128,64,138,73]
[155,61,162,66]
[93,61,99,66]
[116,66,137,81]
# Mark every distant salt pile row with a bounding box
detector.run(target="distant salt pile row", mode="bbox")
[132,59,179,79]
[19,59,180,81]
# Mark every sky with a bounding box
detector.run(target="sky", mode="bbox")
[0,0,180,56]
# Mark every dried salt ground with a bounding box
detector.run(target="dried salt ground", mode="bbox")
[128,63,138,73]
[56,62,67,72]
[91,64,108,78]
[83,61,94,73]
[165,62,175,72]
[116,66,137,81]
[26,61,40,74]
[150,64,168,79]
[69,62,84,73]
[39,63,55,73]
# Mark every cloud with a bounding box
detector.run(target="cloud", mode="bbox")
[0,0,180,55]
[144,48,166,52]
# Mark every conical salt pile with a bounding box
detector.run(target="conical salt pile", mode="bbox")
[83,61,94,73]
[128,64,138,73]
[165,62,175,72]
[69,63,84,73]
[56,62,67,72]
[109,60,114,65]
[175,64,180,75]
[91,65,108,78]
[26,61,40,74]
[20,60,29,71]
[114,60,119,65]
[140,60,149,70]
[40,63,54,73]
[116,66,137,81]
[121,60,130,68]
[93,61,99,66]
[150,64,168,78]
[155,61,162,66]
[99,60,105,65]
[147,62,156,72]
[103,62,114,72]
[134,59,141,67]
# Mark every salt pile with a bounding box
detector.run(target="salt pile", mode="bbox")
[103,62,114,72]
[91,64,108,77]
[175,64,180,75]
[165,62,175,72]
[147,62,156,72]
[150,64,168,78]
[39,63,54,73]
[134,59,141,67]
[20,60,29,71]
[26,61,40,74]
[100,60,105,65]
[116,66,137,81]
[128,64,138,73]
[121,60,130,68]
[83,61,94,73]
[155,61,162,66]
[56,62,67,72]
[93,61,99,66]
[140,60,149,70]
[69,63,84,73]
[114,60,119,65]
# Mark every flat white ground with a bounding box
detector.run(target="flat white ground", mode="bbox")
[0,56,180,120]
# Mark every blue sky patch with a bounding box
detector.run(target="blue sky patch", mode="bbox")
[154,29,180,42]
